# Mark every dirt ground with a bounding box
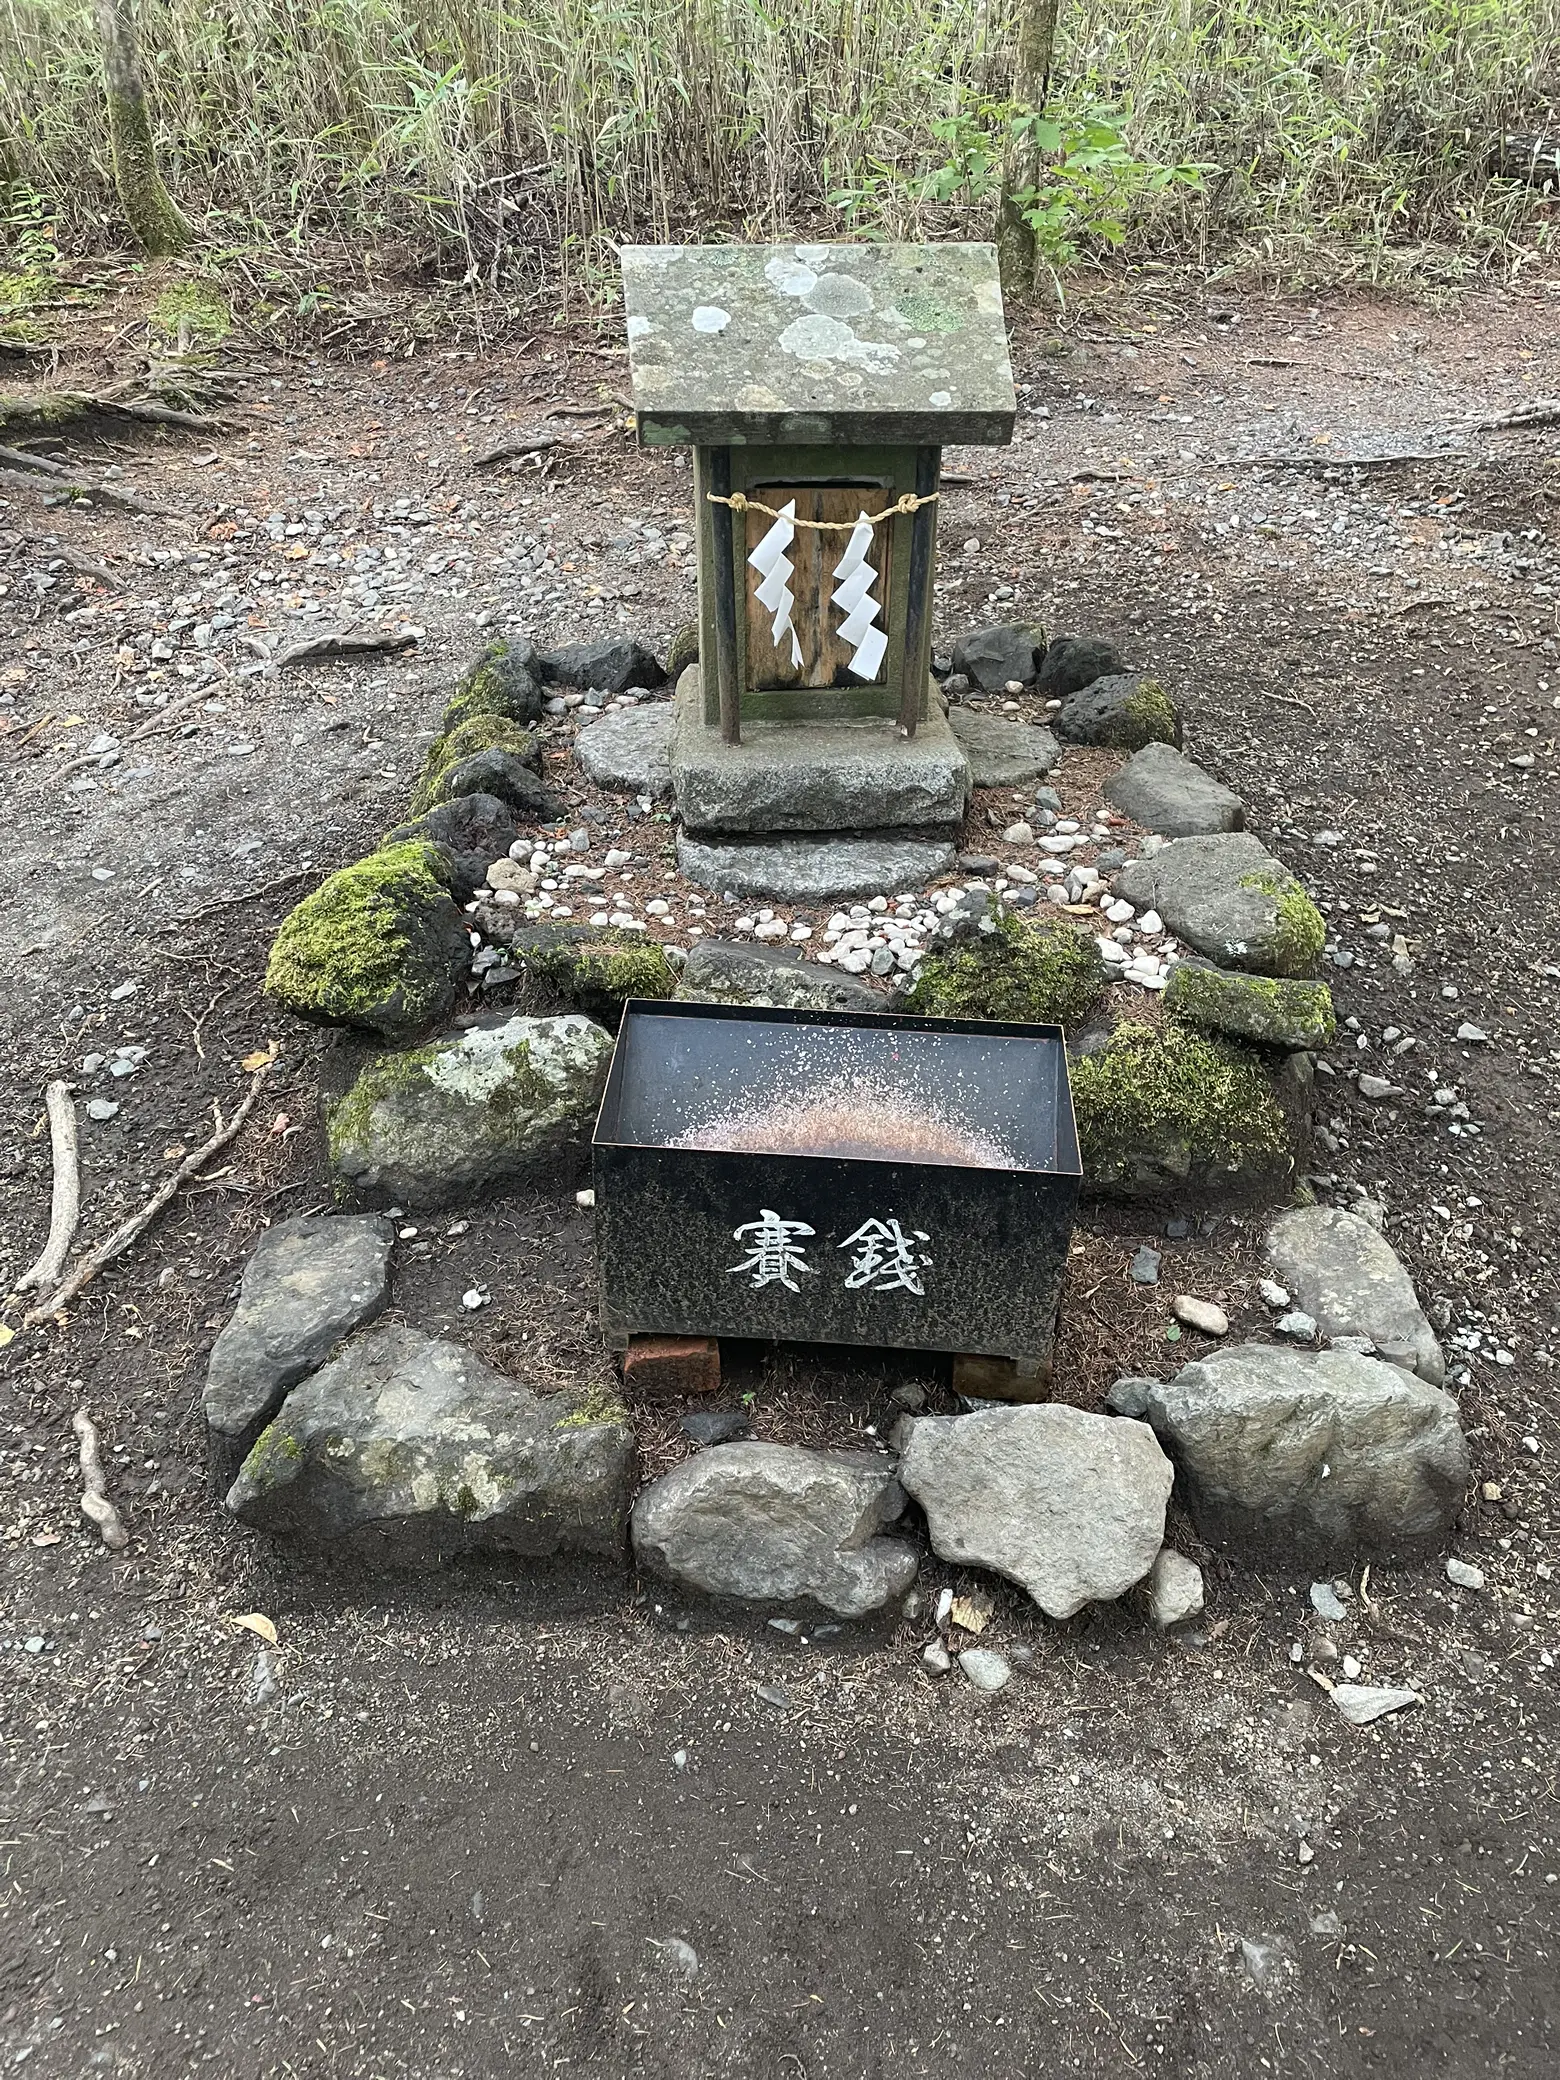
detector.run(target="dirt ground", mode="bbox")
[2,275,1558,2078]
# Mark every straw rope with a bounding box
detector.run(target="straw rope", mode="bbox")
[704,489,938,532]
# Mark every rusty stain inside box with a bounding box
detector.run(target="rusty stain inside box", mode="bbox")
[593,1001,1081,1363]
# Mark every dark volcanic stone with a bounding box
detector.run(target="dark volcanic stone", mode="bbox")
[434,750,560,820]
[1035,635,1126,698]
[540,636,667,694]
[949,623,1045,694]
[682,1409,754,1447]
[384,792,520,901]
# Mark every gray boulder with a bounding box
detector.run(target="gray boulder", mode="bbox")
[1035,635,1124,698]
[948,710,1061,787]
[384,792,520,902]
[204,1215,394,1489]
[540,636,666,694]
[1133,1344,1468,1558]
[1056,672,1182,750]
[897,1404,1173,1619]
[327,1012,614,1208]
[1266,1206,1445,1385]
[1114,832,1325,977]
[575,706,674,799]
[950,623,1044,692]
[676,936,880,1013]
[631,1444,917,1616]
[1105,742,1244,837]
[225,1322,635,1567]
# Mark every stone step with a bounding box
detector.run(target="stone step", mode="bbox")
[677,829,956,901]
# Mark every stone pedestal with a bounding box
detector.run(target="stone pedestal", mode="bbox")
[669,666,970,899]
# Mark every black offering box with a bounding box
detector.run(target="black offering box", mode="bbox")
[593,1001,1080,1365]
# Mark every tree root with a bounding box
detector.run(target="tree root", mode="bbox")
[15,1083,80,1295]
[0,387,226,437]
[72,1409,130,1551]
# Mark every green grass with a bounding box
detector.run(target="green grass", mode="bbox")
[1,0,1556,286]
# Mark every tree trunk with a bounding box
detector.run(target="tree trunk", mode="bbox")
[998,0,1063,304]
[94,0,191,257]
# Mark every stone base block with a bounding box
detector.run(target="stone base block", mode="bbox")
[953,1352,1053,1404]
[672,670,970,834]
[677,830,956,902]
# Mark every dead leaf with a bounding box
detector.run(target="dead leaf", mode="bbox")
[241,1042,279,1072]
[950,1591,993,1635]
[31,1528,62,1546]
[268,1111,292,1135]
[284,543,311,560]
[232,1612,278,1646]
[0,1322,14,1348]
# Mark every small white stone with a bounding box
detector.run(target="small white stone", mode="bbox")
[1040,834,1078,855]
[576,1188,596,1209]
[1446,1557,1485,1591]
[734,916,756,933]
[461,1289,490,1311]
[645,899,670,916]
[1003,821,1034,845]
[868,895,889,912]
[791,924,812,941]
[1138,909,1163,935]
[1172,1294,1229,1337]
[1097,938,1128,965]
[1146,1549,1205,1630]
[604,848,633,869]
[1259,1279,1291,1309]
[1105,898,1135,924]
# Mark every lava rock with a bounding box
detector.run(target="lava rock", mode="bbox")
[264,841,469,1042]
[226,1322,635,1567]
[326,1012,615,1208]
[1266,1206,1446,1385]
[383,792,520,902]
[446,636,545,727]
[947,709,1062,787]
[1114,833,1325,977]
[681,1409,753,1447]
[676,936,880,1013]
[950,623,1045,693]
[575,706,674,799]
[203,1215,394,1489]
[630,1444,917,1616]
[1055,672,1182,750]
[539,636,666,694]
[1104,742,1244,837]
[1133,1343,1469,1558]
[665,622,699,681]
[1034,634,1125,698]
[1165,960,1336,1050]
[897,1403,1173,1619]
[431,749,560,820]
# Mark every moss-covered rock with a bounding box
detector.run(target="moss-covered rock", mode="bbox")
[1114,833,1324,979]
[903,903,1105,1028]
[485,921,677,1028]
[1070,1020,1294,1199]
[326,1011,615,1208]
[1164,961,1336,1050]
[1056,671,1182,750]
[224,1321,636,1566]
[436,637,543,744]
[411,712,543,815]
[264,841,468,1042]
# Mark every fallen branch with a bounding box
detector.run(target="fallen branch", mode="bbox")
[14,1083,80,1295]
[0,461,182,521]
[274,626,419,670]
[166,867,310,927]
[1232,447,1473,471]
[31,685,212,791]
[0,387,227,437]
[1459,397,1560,434]
[25,1064,273,1324]
[474,433,556,466]
[72,1409,129,1551]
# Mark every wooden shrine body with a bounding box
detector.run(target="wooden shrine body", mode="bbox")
[621,243,1016,743]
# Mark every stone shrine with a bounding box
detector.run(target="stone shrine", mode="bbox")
[620,241,1018,898]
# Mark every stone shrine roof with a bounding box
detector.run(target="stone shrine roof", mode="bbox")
[620,242,1016,449]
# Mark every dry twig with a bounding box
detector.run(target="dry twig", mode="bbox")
[14,1082,80,1295]
[26,1064,273,1324]
[474,433,556,466]
[72,1409,129,1550]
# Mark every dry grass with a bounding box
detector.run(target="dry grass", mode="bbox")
[2,0,1557,292]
